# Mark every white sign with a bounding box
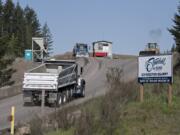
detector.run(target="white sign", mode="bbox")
[138,55,173,83]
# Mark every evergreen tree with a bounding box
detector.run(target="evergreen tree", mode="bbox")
[13,2,26,56]
[171,44,176,53]
[0,36,14,87]
[3,0,15,34]
[7,34,19,57]
[169,3,180,53]
[42,23,53,56]
[0,1,50,87]
[0,0,3,36]
[24,6,41,49]
[169,3,180,71]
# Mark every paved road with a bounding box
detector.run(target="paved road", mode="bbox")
[0,57,137,130]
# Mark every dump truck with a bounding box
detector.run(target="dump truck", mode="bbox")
[22,60,85,106]
[139,43,160,56]
[73,43,89,58]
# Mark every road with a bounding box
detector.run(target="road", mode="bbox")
[0,57,137,130]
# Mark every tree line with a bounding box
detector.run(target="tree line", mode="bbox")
[169,2,180,72]
[0,0,53,87]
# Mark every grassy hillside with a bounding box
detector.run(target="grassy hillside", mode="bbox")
[46,129,74,135]
[42,72,180,135]
[23,59,180,135]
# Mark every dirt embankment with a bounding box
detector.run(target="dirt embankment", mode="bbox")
[0,52,75,100]
[0,53,137,100]
[54,52,74,60]
[0,58,39,99]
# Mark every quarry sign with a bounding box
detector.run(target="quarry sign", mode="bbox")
[138,55,173,83]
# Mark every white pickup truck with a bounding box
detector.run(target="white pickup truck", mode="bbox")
[22,60,85,106]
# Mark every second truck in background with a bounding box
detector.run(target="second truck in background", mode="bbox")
[73,43,89,58]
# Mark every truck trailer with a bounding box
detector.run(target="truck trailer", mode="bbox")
[22,60,85,106]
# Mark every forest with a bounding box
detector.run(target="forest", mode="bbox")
[0,0,53,87]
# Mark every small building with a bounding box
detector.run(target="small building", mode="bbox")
[92,41,112,58]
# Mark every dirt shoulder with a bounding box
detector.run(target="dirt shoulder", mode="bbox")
[0,58,39,100]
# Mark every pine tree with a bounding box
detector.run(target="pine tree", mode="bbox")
[0,35,14,87]
[171,44,176,53]
[0,0,3,36]
[0,1,48,87]
[169,4,180,53]
[42,23,53,56]
[169,3,180,71]
[3,0,15,34]
[7,34,19,57]
[13,2,26,56]
[24,6,41,49]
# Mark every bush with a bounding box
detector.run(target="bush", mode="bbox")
[29,115,44,135]
[74,67,138,135]
[51,108,75,130]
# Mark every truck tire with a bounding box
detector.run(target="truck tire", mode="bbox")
[57,93,63,106]
[70,88,74,99]
[80,79,85,97]
[82,87,85,97]
[81,87,85,97]
[23,92,34,106]
[62,92,67,104]
[67,89,71,102]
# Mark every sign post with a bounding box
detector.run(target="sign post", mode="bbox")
[138,54,173,105]
[140,83,144,102]
[168,84,173,106]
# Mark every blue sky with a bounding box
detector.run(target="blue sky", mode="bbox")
[12,0,178,55]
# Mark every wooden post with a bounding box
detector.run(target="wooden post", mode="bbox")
[168,83,173,106]
[41,90,45,115]
[140,83,144,102]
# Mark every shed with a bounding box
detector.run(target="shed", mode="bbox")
[92,41,112,58]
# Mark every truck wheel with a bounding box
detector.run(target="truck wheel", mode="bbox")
[82,88,85,97]
[23,92,34,106]
[66,89,70,102]
[63,92,67,104]
[57,94,63,106]
[81,87,85,97]
[70,88,74,99]
[66,90,70,102]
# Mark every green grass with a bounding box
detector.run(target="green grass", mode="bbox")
[119,76,180,135]
[46,128,74,135]
[46,75,180,135]
[122,97,180,135]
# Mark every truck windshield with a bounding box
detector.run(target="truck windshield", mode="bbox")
[77,45,88,52]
